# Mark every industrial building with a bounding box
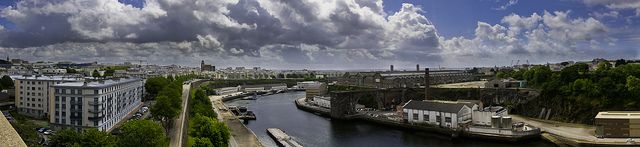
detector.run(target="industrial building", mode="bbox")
[305,83,327,100]
[49,77,144,131]
[239,83,287,92]
[402,100,480,129]
[595,111,640,138]
[472,106,509,126]
[338,66,477,89]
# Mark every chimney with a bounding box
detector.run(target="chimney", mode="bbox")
[390,65,394,71]
[416,64,420,71]
[425,68,431,100]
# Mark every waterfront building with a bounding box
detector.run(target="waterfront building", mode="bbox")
[402,100,479,129]
[595,111,640,138]
[305,83,327,100]
[215,86,241,95]
[296,81,322,89]
[240,83,287,92]
[472,106,508,126]
[312,96,331,109]
[13,75,83,118]
[49,78,144,131]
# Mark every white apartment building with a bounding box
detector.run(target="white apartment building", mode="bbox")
[49,78,144,131]
[13,75,83,118]
[402,100,479,129]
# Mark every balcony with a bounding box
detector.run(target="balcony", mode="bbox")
[88,101,103,106]
[88,115,104,121]
[88,108,103,113]
[70,109,82,113]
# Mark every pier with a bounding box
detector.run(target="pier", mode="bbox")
[266,128,303,147]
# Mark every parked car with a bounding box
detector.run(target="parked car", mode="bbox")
[37,127,46,133]
[44,130,54,135]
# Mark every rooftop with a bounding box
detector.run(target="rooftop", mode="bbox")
[595,111,640,119]
[403,100,470,113]
[10,75,83,81]
[53,77,142,88]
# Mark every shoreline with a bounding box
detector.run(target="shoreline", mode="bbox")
[294,97,541,143]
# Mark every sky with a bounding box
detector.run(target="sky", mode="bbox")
[0,0,638,70]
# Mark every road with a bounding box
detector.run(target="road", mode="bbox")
[169,84,191,147]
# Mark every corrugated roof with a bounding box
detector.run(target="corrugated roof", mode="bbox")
[403,100,469,113]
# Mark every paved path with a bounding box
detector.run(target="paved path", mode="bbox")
[511,115,640,145]
[169,84,191,147]
[210,94,262,147]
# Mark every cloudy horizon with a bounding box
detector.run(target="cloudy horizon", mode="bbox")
[0,0,638,69]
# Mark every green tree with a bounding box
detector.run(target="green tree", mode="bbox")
[145,77,170,100]
[189,114,229,147]
[191,137,213,147]
[190,89,217,118]
[559,63,588,83]
[118,120,167,147]
[49,129,82,147]
[92,70,101,78]
[65,68,78,74]
[627,76,640,93]
[596,62,612,71]
[615,59,627,67]
[0,75,14,88]
[80,129,117,147]
[151,95,180,132]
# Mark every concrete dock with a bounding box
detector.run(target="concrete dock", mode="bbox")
[210,95,263,147]
[266,128,303,147]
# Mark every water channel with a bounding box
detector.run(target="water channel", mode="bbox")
[226,91,555,147]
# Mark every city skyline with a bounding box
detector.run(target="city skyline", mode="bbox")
[0,0,638,69]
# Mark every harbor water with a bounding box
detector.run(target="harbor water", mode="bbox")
[226,91,556,147]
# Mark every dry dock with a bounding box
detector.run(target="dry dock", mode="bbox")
[266,128,303,147]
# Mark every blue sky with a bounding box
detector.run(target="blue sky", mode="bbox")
[382,0,622,38]
[0,0,638,69]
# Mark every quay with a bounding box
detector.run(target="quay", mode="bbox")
[266,128,303,147]
[512,115,640,146]
[295,98,540,142]
[210,94,263,147]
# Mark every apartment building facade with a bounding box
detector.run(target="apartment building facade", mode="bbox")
[13,75,82,118]
[49,78,144,131]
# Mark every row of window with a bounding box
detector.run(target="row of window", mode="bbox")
[19,102,41,108]
[20,91,43,96]
[408,112,452,123]
[20,97,42,102]
[55,89,85,95]
[20,86,43,91]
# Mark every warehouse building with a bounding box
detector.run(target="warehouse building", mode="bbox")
[595,111,640,138]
